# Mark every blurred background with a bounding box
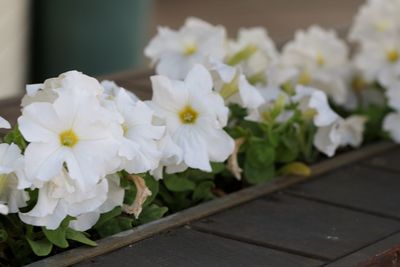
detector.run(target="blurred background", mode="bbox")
[0,0,364,99]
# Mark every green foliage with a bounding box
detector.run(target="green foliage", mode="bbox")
[65,229,97,247]
[3,126,27,151]
[157,163,224,213]
[26,237,53,257]
[356,105,389,142]
[164,175,196,192]
[244,137,275,184]
[136,204,168,224]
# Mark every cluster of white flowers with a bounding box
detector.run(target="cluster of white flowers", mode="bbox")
[5,9,393,234]
[145,18,366,157]
[0,69,234,231]
[349,0,400,142]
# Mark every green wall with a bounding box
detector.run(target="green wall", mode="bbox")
[31,0,152,82]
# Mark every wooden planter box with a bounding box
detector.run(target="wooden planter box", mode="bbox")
[0,69,395,266]
[24,141,395,267]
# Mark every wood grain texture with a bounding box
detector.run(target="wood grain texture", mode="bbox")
[192,193,400,260]
[327,232,400,267]
[75,227,323,267]
[363,147,400,174]
[288,164,400,220]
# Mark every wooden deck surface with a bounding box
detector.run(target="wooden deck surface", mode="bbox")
[71,147,400,267]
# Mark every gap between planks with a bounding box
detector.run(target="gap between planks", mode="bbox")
[25,141,396,267]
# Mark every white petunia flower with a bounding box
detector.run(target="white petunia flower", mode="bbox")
[21,71,103,108]
[349,0,400,43]
[354,37,400,84]
[19,169,121,230]
[384,80,400,111]
[292,85,339,127]
[145,17,227,80]
[337,115,367,147]
[110,87,165,174]
[314,115,367,157]
[205,58,264,110]
[18,88,120,192]
[150,133,183,180]
[0,143,29,215]
[314,122,342,157]
[384,112,400,142]
[281,26,350,105]
[69,174,124,231]
[101,80,139,102]
[0,116,10,129]
[245,87,290,123]
[227,27,278,81]
[149,64,234,172]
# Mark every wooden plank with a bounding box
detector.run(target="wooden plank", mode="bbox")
[364,147,400,173]
[327,232,400,267]
[288,164,400,220]
[192,194,400,261]
[75,227,324,267]
[25,142,395,267]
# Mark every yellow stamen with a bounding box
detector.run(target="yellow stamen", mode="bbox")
[298,72,312,85]
[122,124,129,136]
[387,50,399,63]
[59,129,79,147]
[179,105,198,124]
[183,43,198,56]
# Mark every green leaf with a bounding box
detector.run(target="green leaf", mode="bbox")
[192,181,215,202]
[211,162,225,174]
[164,175,196,192]
[139,204,168,224]
[65,229,97,247]
[94,213,133,238]
[244,138,275,184]
[0,228,8,243]
[42,217,73,248]
[227,44,257,65]
[42,228,68,249]
[278,162,311,177]
[94,207,122,229]
[26,237,53,256]
[3,126,27,151]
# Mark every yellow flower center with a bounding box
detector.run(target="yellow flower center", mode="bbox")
[122,123,129,137]
[387,50,399,63]
[59,129,79,147]
[183,43,198,56]
[179,105,198,124]
[298,72,312,85]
